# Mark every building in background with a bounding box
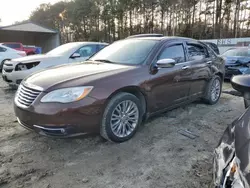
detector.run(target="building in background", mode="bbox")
[0,21,60,53]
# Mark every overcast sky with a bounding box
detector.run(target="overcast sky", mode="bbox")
[0,0,62,26]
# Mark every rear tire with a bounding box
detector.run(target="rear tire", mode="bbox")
[100,92,143,142]
[203,75,222,105]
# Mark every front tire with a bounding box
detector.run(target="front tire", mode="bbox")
[100,92,143,142]
[203,75,222,105]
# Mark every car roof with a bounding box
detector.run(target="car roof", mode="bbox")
[68,42,109,45]
[125,36,197,42]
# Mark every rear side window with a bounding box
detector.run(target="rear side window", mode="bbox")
[207,46,217,58]
[158,44,185,63]
[98,45,107,51]
[0,47,7,52]
[207,43,219,54]
[187,43,208,60]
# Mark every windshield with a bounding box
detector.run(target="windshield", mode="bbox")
[90,39,158,65]
[223,48,250,57]
[47,43,80,56]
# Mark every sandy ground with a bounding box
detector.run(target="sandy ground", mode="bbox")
[0,78,245,188]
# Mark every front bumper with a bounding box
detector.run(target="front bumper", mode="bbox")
[2,62,40,85]
[14,96,104,137]
[214,155,245,188]
[213,119,236,187]
[2,68,31,85]
[17,117,88,137]
[213,115,250,188]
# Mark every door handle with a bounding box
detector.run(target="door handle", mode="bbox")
[206,61,212,65]
[182,65,190,70]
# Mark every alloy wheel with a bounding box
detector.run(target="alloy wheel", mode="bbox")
[110,100,139,138]
[211,79,221,102]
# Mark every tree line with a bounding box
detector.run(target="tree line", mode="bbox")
[29,0,250,43]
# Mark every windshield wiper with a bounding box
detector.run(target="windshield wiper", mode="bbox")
[93,59,116,64]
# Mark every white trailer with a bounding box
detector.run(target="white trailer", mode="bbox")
[201,37,250,54]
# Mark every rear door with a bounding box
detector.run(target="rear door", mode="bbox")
[186,42,212,98]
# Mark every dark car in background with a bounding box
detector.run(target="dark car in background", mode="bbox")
[14,35,225,142]
[222,47,250,79]
[214,75,250,188]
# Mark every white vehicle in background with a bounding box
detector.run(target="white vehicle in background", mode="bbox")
[2,42,108,86]
[0,44,26,71]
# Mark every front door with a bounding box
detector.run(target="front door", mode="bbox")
[147,42,193,112]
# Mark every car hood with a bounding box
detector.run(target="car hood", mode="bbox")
[224,56,250,66]
[23,61,135,91]
[11,54,60,63]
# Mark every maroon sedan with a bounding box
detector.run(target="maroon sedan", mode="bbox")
[14,35,225,142]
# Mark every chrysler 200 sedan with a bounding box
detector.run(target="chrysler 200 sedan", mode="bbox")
[14,35,225,142]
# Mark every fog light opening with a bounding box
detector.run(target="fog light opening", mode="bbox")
[60,128,66,134]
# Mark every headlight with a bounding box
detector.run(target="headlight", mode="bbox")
[41,86,93,103]
[15,62,40,71]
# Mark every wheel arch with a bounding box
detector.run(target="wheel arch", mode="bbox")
[0,58,11,69]
[1,58,11,63]
[215,71,224,81]
[105,86,147,116]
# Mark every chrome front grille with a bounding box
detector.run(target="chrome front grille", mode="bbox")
[15,84,42,107]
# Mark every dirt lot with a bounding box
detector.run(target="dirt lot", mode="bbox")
[0,78,245,188]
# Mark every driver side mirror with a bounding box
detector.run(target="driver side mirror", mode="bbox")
[71,53,81,59]
[156,58,176,69]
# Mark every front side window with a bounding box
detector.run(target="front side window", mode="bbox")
[47,43,83,56]
[158,44,185,63]
[76,45,96,57]
[0,47,7,52]
[90,39,158,65]
[187,43,208,60]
